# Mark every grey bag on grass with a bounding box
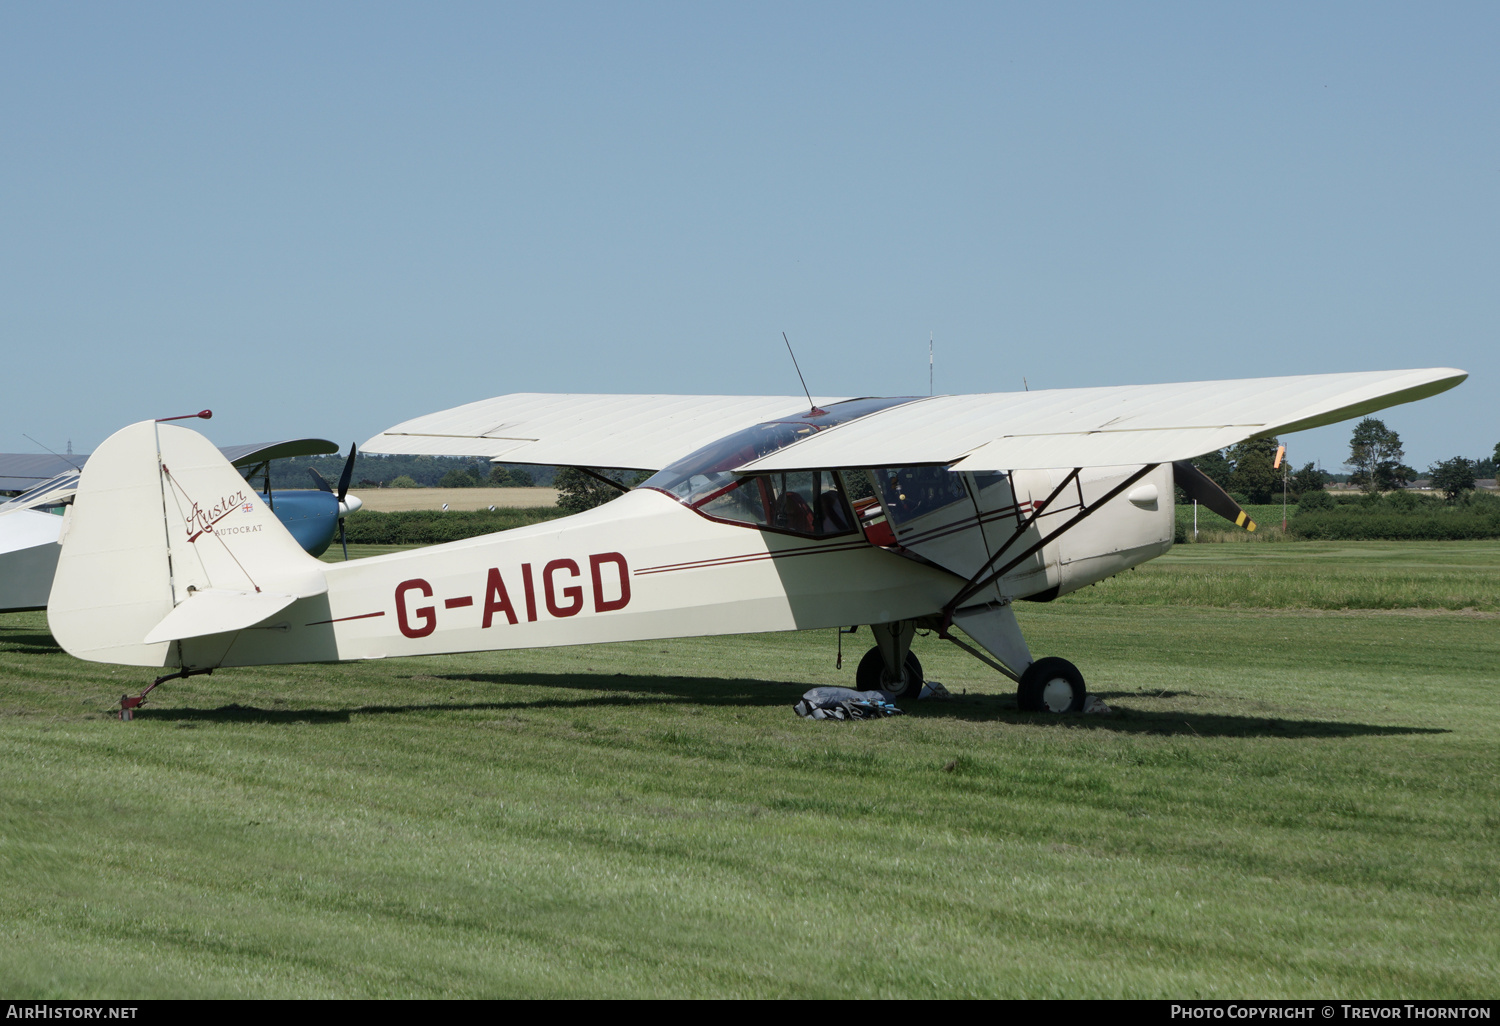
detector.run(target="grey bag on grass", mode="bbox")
[794,686,904,720]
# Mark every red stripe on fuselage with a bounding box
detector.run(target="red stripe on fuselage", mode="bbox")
[634,540,871,576]
[304,610,387,626]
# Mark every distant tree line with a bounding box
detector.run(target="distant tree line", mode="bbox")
[1187,437,1322,505]
[257,453,560,490]
[1186,420,1498,506]
[1171,419,1500,541]
[256,453,667,516]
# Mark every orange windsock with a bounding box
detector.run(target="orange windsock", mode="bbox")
[1273,445,1286,469]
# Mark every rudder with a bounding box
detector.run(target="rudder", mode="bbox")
[49,421,326,667]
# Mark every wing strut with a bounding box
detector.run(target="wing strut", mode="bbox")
[960,468,1080,597]
[941,468,1082,612]
[941,463,1160,620]
[572,467,633,494]
[942,631,1022,683]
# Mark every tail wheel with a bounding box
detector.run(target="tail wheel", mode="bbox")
[1017,657,1085,713]
[855,646,924,699]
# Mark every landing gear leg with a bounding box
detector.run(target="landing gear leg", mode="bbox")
[856,621,923,698]
[948,602,1033,682]
[943,603,1086,713]
[871,620,916,680]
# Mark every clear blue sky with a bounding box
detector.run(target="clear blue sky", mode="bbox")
[2,2,1494,472]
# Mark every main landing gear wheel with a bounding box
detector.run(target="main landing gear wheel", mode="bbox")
[856,647,924,699]
[1017,657,1086,713]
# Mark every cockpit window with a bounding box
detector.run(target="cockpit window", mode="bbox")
[873,466,971,526]
[691,470,855,536]
[641,396,915,537]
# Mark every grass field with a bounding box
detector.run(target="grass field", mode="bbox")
[1,542,1496,997]
[1177,502,1297,539]
[1064,539,1500,611]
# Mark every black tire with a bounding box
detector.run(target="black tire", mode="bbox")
[1017,657,1085,713]
[855,646,924,699]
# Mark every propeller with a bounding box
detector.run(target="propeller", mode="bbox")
[305,446,362,558]
[1173,461,1257,532]
[335,443,359,560]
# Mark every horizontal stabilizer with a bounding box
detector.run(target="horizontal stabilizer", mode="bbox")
[143,589,301,644]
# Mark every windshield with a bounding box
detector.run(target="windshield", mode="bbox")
[641,396,917,536]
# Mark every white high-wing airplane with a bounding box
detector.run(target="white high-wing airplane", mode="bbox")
[44,368,1465,716]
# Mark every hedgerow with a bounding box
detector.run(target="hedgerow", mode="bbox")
[1173,491,1500,542]
[1289,491,1500,540]
[1290,509,1500,540]
[343,507,566,545]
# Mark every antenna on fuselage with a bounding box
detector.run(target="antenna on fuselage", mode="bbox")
[782,332,822,415]
[929,333,934,395]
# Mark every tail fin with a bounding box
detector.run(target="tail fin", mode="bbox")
[49,421,326,667]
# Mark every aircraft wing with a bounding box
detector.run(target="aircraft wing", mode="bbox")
[361,393,849,470]
[217,439,340,465]
[0,471,83,515]
[735,368,1467,473]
